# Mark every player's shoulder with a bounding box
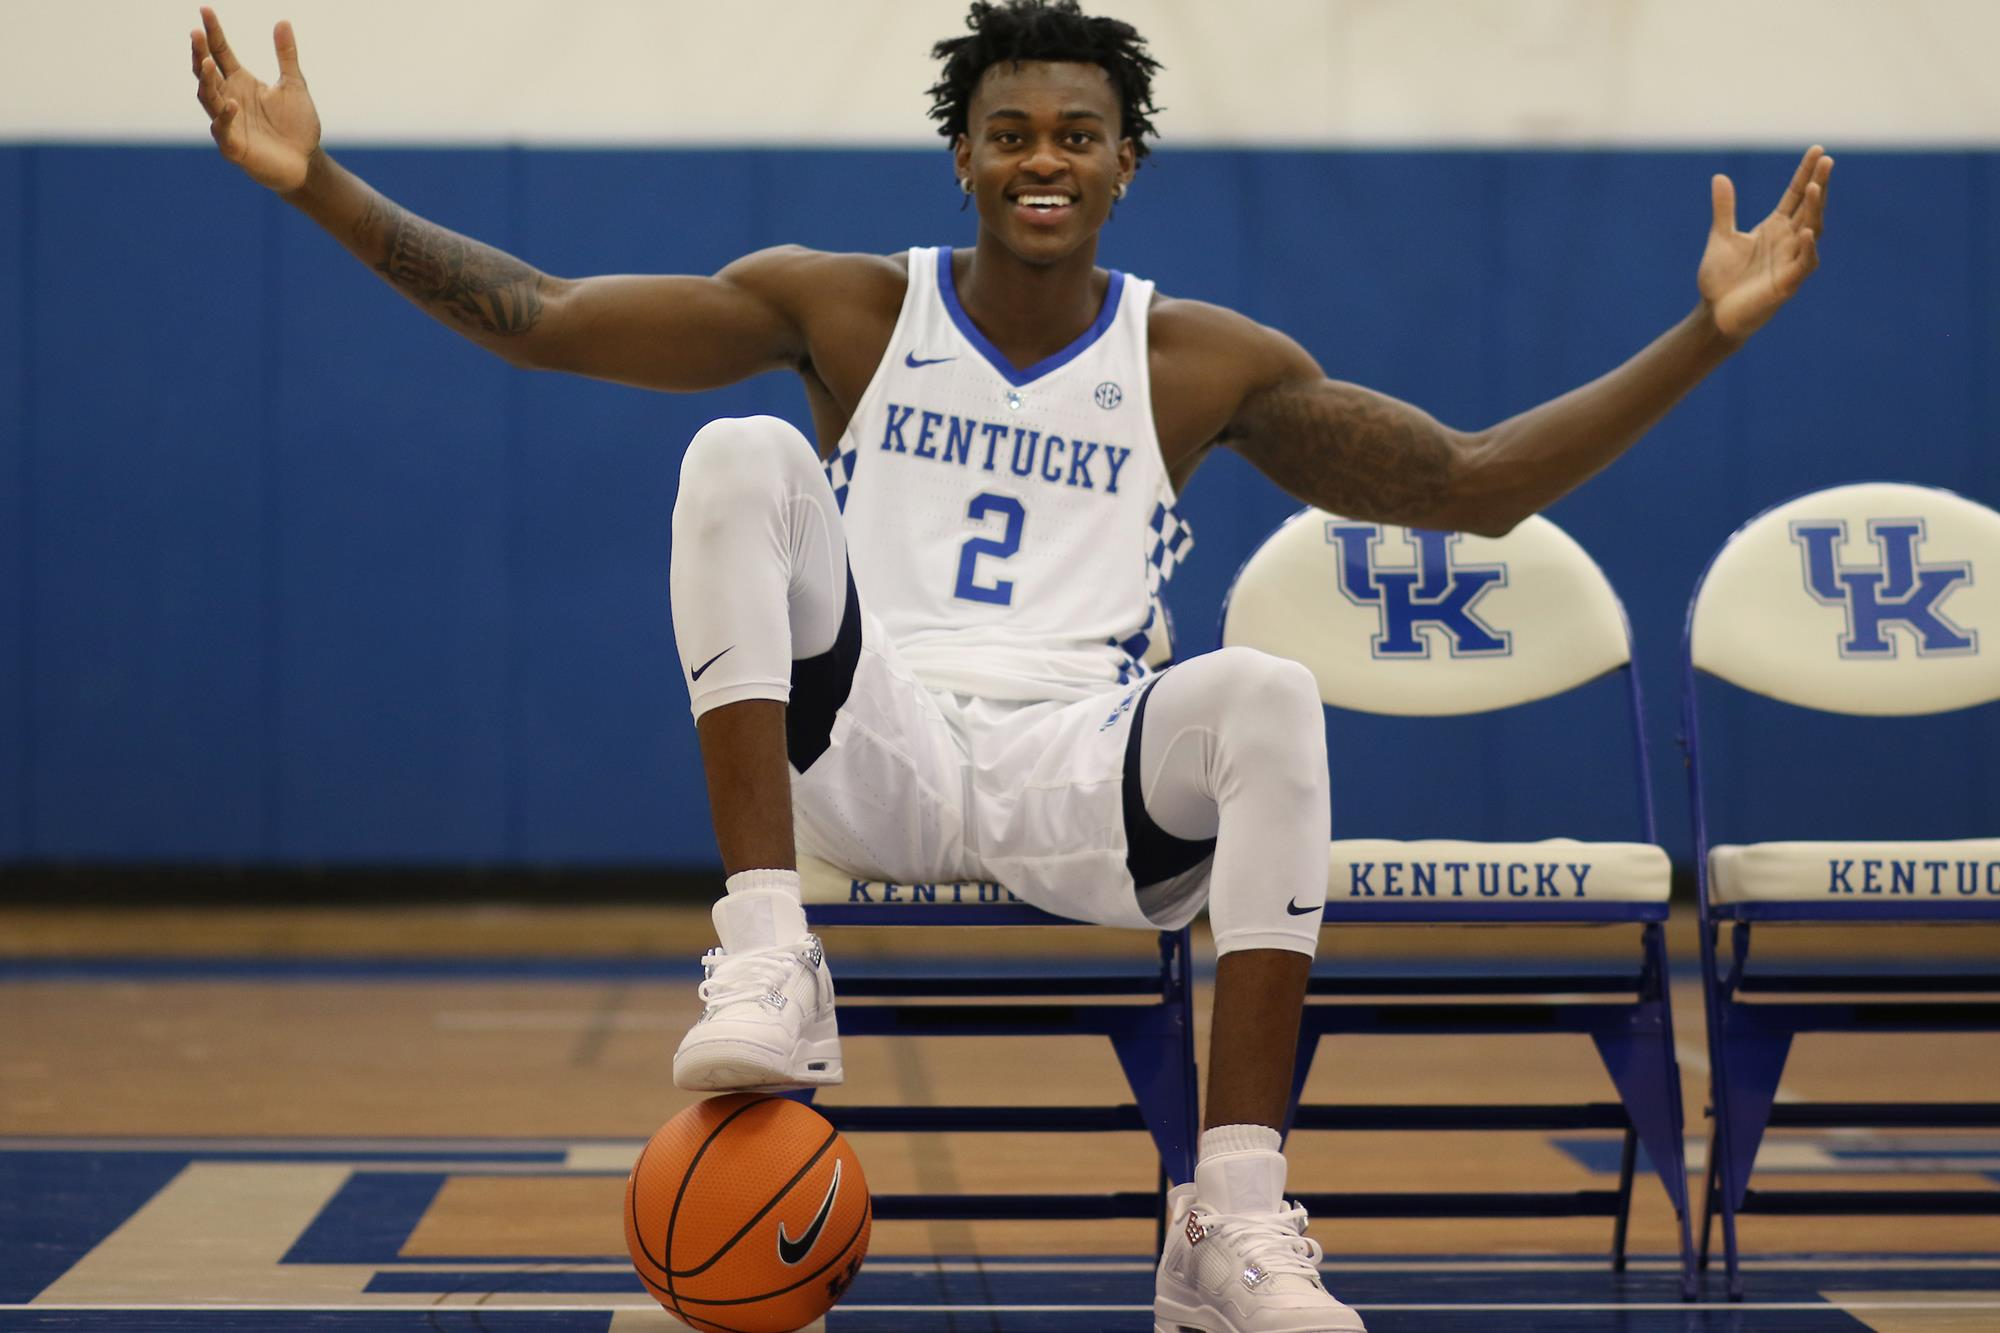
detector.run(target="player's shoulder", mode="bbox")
[1147,292,1314,383]
[720,246,909,316]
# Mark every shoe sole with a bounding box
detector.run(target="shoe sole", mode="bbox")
[674,1014,843,1093]
[1154,1294,1227,1333]
[1154,1295,1366,1333]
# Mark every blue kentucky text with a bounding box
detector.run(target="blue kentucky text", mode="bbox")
[1346,860,1595,898]
[877,401,1131,494]
[847,878,1026,905]
[1825,857,2000,896]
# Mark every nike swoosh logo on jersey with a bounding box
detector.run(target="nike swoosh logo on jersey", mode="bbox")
[778,1159,842,1265]
[1285,898,1322,916]
[904,352,956,368]
[690,646,734,681]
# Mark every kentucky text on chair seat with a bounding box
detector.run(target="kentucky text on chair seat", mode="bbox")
[1344,861,1596,898]
[1824,858,2000,895]
[845,879,1027,905]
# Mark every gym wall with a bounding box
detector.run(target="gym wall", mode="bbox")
[2,3,1994,865]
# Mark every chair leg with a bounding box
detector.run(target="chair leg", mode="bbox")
[1638,921,1700,1301]
[1610,1127,1637,1272]
[1173,928,1199,1185]
[1112,931,1201,1186]
[1697,1124,1718,1271]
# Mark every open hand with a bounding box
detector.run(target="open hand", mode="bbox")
[1699,146,1833,342]
[191,7,320,193]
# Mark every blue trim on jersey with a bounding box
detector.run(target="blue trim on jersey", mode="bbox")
[936,247,1127,387]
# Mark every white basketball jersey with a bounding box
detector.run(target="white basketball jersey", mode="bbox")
[825,246,1191,702]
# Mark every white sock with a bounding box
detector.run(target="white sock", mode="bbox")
[1196,1123,1286,1216]
[725,868,802,899]
[712,880,808,953]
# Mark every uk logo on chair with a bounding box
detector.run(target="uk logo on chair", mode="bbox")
[1790,517,1976,658]
[1328,523,1512,658]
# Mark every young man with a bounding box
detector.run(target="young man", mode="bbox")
[193,3,1829,1328]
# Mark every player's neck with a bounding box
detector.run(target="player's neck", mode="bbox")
[954,234,1109,372]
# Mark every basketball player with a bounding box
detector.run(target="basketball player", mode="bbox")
[191,3,1829,1328]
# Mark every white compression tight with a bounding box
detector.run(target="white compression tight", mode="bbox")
[1129,648,1330,956]
[670,416,850,717]
[669,415,1328,959]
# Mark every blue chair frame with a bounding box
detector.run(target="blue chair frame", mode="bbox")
[795,885,1199,1251]
[1680,482,2000,1299]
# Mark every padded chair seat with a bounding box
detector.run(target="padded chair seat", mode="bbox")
[1328,838,1671,906]
[1709,838,2000,905]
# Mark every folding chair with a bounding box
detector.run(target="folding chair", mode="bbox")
[784,623,1199,1249]
[1681,480,2000,1297]
[1221,507,1697,1295]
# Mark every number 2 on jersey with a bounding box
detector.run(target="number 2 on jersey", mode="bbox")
[953,493,1026,605]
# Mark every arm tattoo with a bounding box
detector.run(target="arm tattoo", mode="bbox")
[1232,380,1457,524]
[354,196,546,337]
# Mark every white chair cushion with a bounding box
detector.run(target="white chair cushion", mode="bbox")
[798,855,1029,909]
[1709,839,2000,904]
[1329,838,1670,905]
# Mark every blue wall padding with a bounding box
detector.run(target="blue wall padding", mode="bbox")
[2,145,1994,864]
[1,149,25,857]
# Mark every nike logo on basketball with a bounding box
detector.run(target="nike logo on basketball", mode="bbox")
[904,352,956,368]
[1285,898,1322,916]
[778,1159,841,1265]
[690,646,734,681]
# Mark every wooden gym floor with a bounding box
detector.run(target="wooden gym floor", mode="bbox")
[3,902,1999,1330]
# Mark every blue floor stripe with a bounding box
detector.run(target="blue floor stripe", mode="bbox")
[282,1174,444,1266]
[0,1153,193,1304]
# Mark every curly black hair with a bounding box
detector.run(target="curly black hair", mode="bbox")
[927,1,1163,165]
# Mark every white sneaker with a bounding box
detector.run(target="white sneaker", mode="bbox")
[1154,1182,1365,1333]
[672,888,843,1092]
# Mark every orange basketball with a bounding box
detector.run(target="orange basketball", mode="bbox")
[625,1094,872,1333]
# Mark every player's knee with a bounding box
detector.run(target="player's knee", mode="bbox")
[1209,647,1326,772]
[677,415,816,519]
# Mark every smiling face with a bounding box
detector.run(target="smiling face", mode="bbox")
[953,59,1137,267]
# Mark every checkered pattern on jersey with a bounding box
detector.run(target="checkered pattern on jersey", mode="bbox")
[823,438,861,513]
[1110,501,1194,672]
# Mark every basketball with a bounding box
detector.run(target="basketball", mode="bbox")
[625,1094,872,1333]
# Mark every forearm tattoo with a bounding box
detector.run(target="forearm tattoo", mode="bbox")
[1233,380,1455,523]
[355,196,546,336]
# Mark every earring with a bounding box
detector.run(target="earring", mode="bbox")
[1113,181,1128,201]
[959,177,973,195]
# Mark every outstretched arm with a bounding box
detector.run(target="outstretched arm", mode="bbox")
[1221,147,1833,535]
[190,8,807,389]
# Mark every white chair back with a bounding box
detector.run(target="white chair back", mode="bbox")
[1689,482,2000,717]
[1221,509,1632,716]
